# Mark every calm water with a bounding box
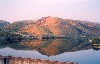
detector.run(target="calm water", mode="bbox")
[0,47,100,64]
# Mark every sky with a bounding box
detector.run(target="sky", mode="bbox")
[0,0,100,23]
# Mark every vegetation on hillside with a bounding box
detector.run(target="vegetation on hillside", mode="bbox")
[0,16,100,39]
[19,16,100,39]
[1,20,34,32]
[0,30,23,46]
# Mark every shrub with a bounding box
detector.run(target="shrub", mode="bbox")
[92,37,100,44]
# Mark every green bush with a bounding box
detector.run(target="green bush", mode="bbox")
[5,34,22,43]
[92,37,100,44]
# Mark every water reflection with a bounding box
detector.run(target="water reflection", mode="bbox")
[20,39,92,56]
[0,39,88,56]
[0,39,92,56]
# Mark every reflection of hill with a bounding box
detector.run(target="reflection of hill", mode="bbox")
[0,42,31,50]
[20,40,53,50]
[20,39,92,56]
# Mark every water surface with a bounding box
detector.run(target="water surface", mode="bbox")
[0,47,100,64]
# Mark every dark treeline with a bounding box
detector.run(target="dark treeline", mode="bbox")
[0,30,23,46]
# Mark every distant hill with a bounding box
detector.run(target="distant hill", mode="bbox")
[19,16,100,39]
[0,20,10,27]
[1,16,100,39]
[2,20,35,32]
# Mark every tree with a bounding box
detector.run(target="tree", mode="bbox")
[92,37,100,44]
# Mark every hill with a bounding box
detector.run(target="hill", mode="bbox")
[19,16,100,39]
[1,16,100,43]
[1,20,35,32]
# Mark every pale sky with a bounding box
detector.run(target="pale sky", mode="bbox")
[0,0,100,23]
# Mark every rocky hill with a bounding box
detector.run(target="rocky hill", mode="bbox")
[1,16,100,41]
[19,16,100,39]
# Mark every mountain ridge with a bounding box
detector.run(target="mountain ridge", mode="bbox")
[0,16,100,39]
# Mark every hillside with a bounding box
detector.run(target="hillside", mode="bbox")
[1,16,100,40]
[2,20,34,32]
[0,20,10,27]
[19,16,100,38]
